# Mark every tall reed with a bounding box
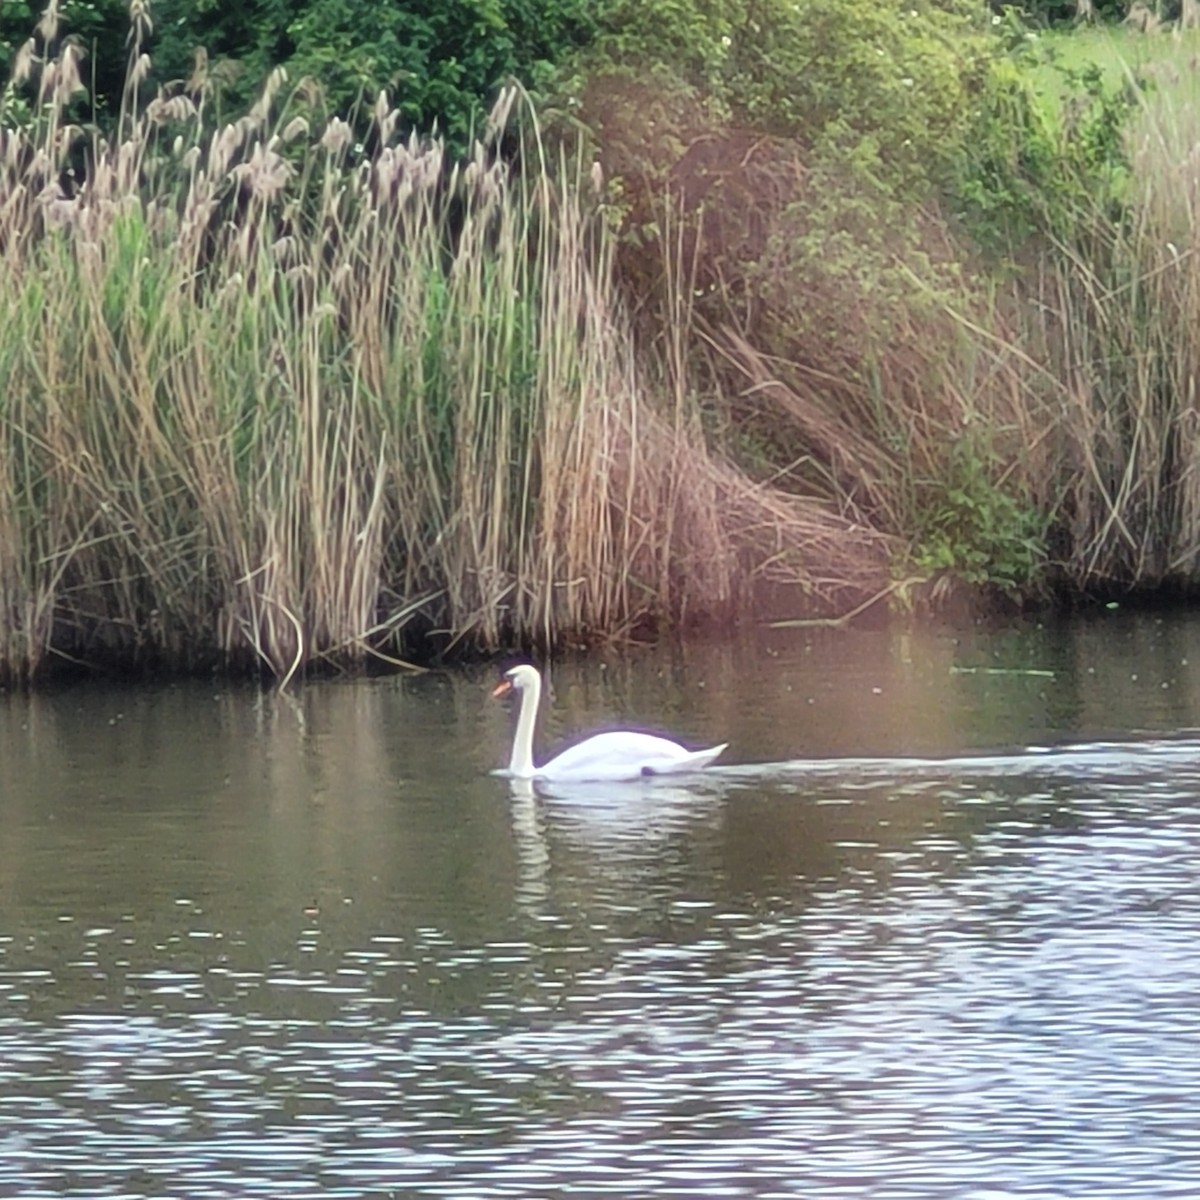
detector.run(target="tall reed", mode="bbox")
[0,8,884,680]
[1028,54,1200,591]
[598,110,1057,605]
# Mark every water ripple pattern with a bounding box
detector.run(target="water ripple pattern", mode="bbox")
[3,733,1200,1197]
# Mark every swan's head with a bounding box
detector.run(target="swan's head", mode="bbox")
[491,663,541,698]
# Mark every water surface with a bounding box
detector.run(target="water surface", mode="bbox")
[2,610,1199,1197]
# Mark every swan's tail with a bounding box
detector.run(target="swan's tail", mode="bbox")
[645,743,728,776]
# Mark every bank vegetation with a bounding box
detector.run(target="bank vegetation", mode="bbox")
[0,0,1197,680]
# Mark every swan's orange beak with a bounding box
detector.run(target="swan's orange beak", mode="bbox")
[491,678,513,698]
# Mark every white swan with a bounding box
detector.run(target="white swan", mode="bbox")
[492,663,727,783]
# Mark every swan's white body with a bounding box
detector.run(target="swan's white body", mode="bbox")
[492,664,727,783]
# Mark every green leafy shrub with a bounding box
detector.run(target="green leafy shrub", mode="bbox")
[557,0,1093,604]
[571,0,996,202]
[951,39,1133,252]
[907,438,1047,592]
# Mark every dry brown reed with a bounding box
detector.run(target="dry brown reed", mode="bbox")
[592,96,1055,602]
[0,20,884,681]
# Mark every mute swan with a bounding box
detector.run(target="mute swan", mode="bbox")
[491,663,727,783]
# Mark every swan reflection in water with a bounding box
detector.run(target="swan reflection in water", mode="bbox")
[504,772,729,907]
[504,772,731,806]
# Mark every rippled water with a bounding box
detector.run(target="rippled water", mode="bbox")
[2,612,1200,1197]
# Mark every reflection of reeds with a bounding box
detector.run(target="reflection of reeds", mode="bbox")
[0,18,889,680]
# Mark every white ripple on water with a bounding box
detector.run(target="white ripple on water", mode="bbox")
[715,734,1200,786]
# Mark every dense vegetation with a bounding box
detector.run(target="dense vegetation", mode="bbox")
[1,0,1198,681]
[0,0,600,147]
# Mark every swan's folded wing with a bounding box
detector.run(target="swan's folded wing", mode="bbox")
[642,743,728,776]
[539,731,725,782]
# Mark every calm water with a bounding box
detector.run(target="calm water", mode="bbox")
[2,611,1200,1198]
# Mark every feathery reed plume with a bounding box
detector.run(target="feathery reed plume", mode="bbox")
[0,15,892,681]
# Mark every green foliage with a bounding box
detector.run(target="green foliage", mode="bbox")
[727,0,993,198]
[566,0,1011,364]
[951,32,1134,252]
[276,0,585,145]
[554,0,1065,609]
[1000,0,1131,24]
[908,440,1046,591]
[584,0,736,90]
[572,0,996,202]
[754,146,958,362]
[0,0,600,148]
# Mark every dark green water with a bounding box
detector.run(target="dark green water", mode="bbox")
[2,610,1200,1198]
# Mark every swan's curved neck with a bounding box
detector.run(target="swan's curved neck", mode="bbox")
[508,673,541,777]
